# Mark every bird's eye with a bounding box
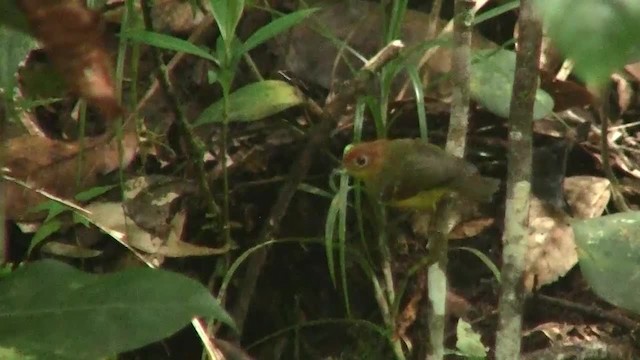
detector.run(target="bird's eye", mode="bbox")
[355,155,368,167]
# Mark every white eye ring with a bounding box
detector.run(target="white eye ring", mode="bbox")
[355,155,368,167]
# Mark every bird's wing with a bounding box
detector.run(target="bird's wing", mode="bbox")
[380,142,474,202]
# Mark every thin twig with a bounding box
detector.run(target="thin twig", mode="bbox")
[534,294,639,330]
[230,41,405,335]
[495,1,542,359]
[596,86,631,212]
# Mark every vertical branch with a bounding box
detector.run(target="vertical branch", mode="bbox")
[495,1,541,359]
[427,1,474,359]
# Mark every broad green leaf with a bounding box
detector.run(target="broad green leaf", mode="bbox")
[471,49,554,120]
[122,30,218,63]
[0,260,234,359]
[572,212,640,314]
[194,80,304,126]
[535,0,640,87]
[0,346,37,360]
[0,27,37,92]
[0,1,30,34]
[456,319,488,358]
[241,8,319,54]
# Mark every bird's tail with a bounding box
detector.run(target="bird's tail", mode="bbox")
[459,175,500,203]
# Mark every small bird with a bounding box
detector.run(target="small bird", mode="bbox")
[342,138,500,210]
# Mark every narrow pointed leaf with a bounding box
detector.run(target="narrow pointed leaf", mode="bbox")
[194,80,304,126]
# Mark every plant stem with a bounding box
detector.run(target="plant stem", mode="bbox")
[425,1,474,359]
[495,0,541,358]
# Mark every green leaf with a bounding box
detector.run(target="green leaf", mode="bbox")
[0,1,30,34]
[0,346,37,360]
[0,260,235,359]
[456,319,488,358]
[122,30,218,63]
[194,80,304,126]
[453,247,501,283]
[0,27,37,92]
[573,212,640,314]
[74,184,117,202]
[209,0,245,47]
[471,49,554,120]
[27,201,68,222]
[474,0,520,26]
[28,219,62,255]
[241,8,319,54]
[534,0,640,87]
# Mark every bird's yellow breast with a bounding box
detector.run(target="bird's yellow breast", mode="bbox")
[387,187,450,210]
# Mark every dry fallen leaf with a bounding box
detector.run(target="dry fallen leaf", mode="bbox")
[18,0,122,120]
[2,132,138,221]
[85,202,226,259]
[40,240,102,258]
[564,176,611,219]
[278,0,496,98]
[524,176,610,290]
[450,217,495,240]
[525,198,575,291]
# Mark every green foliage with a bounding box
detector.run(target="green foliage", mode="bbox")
[0,27,37,93]
[0,260,234,359]
[471,49,554,120]
[122,30,219,63]
[27,219,62,254]
[0,346,36,360]
[0,1,29,34]
[240,8,319,54]
[573,212,640,314]
[453,247,501,283]
[324,172,351,314]
[208,0,245,51]
[474,0,520,26]
[194,80,305,126]
[535,0,640,87]
[454,319,488,359]
[73,184,117,202]
[26,185,117,255]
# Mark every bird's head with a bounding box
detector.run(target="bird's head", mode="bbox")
[342,140,387,181]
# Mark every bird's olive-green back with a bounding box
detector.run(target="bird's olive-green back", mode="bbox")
[373,139,478,202]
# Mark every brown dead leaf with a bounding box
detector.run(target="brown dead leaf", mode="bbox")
[152,0,206,33]
[540,71,594,112]
[450,217,494,240]
[18,0,122,120]
[524,176,610,290]
[40,240,102,258]
[104,0,206,34]
[85,202,227,259]
[2,132,138,221]
[525,197,576,291]
[564,176,611,219]
[624,61,640,82]
[278,0,496,98]
[123,175,196,236]
[612,73,634,114]
[395,271,425,351]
